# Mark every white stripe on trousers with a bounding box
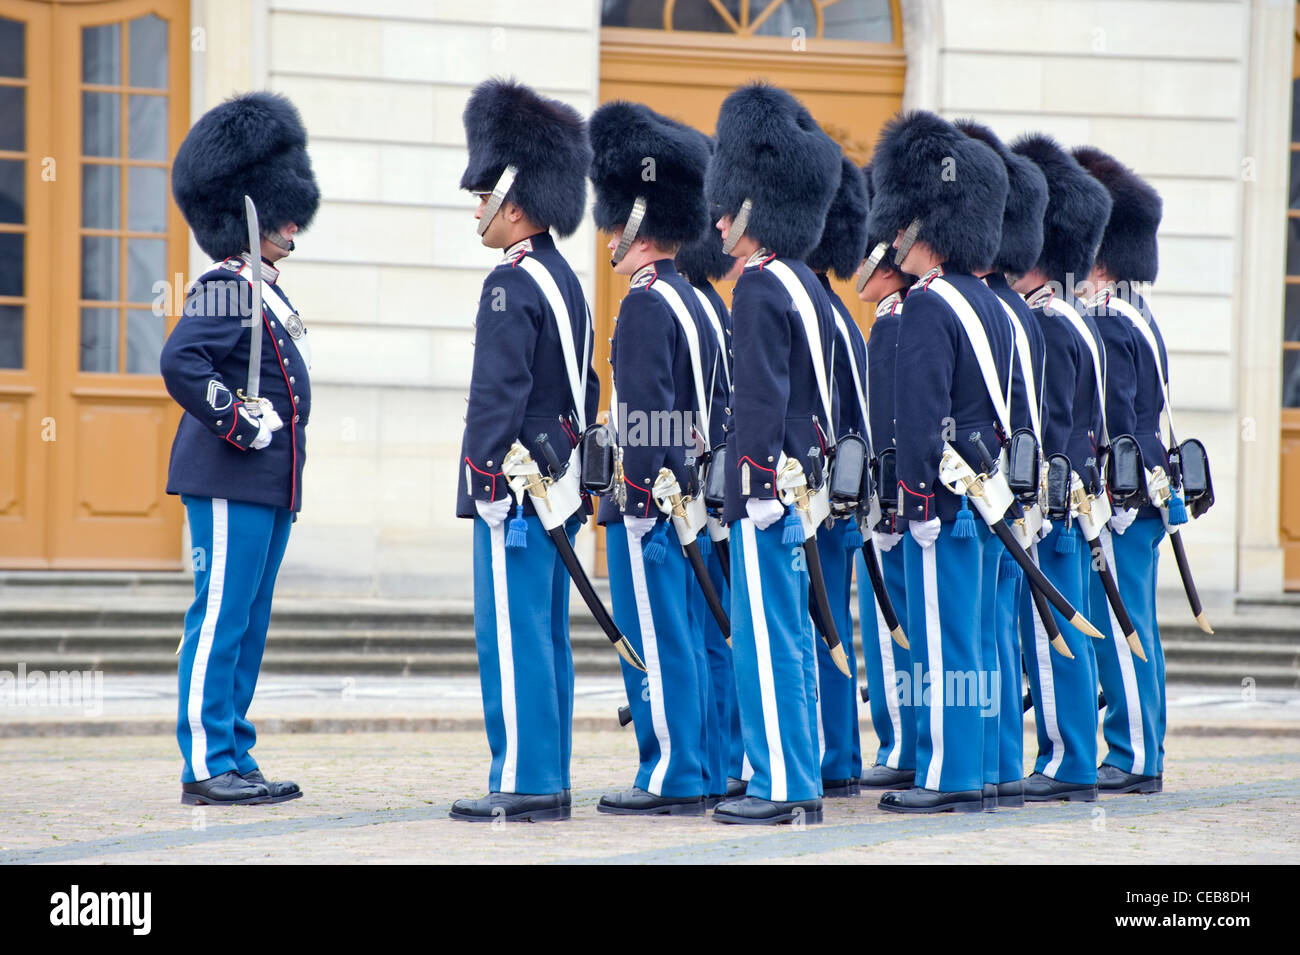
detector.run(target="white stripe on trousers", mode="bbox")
[922,543,945,791]
[1027,544,1065,778]
[1100,528,1146,775]
[740,519,788,802]
[627,531,672,795]
[489,522,519,792]
[871,550,905,769]
[813,649,825,764]
[187,497,228,781]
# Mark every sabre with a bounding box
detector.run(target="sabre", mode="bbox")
[502,438,646,672]
[940,436,1103,648]
[240,195,263,405]
[777,454,852,678]
[861,534,908,650]
[652,466,731,645]
[1143,464,1212,635]
[1069,469,1146,661]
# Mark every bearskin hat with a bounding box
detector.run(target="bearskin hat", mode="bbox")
[1071,146,1162,283]
[806,156,869,280]
[954,119,1048,276]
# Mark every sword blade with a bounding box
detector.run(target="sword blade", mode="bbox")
[1169,529,1213,634]
[684,538,731,645]
[546,525,646,672]
[804,540,851,678]
[243,195,263,400]
[1088,537,1148,661]
[860,539,908,649]
[991,521,1102,643]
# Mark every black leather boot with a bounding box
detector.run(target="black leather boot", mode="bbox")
[597,787,706,816]
[240,769,302,804]
[878,787,982,814]
[859,764,915,789]
[181,770,270,806]
[1023,772,1098,802]
[1097,764,1160,795]
[822,777,861,798]
[449,792,570,822]
[996,778,1025,808]
[712,795,823,825]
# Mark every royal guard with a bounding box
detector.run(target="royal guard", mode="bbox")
[163,91,319,805]
[589,101,720,816]
[855,163,918,791]
[956,119,1050,808]
[449,79,598,823]
[673,133,746,804]
[706,83,843,825]
[1073,146,1170,795]
[1009,133,1114,801]
[805,155,871,798]
[867,111,1013,814]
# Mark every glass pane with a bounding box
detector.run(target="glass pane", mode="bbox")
[1287,284,1300,342]
[0,86,23,151]
[127,95,165,160]
[604,0,668,28]
[0,231,21,296]
[127,166,165,232]
[83,91,121,157]
[823,0,892,42]
[0,304,20,368]
[753,0,816,38]
[1285,350,1300,408]
[81,164,120,229]
[1291,151,1300,211]
[81,235,119,300]
[671,0,736,32]
[80,307,118,372]
[126,308,163,374]
[82,23,121,85]
[0,17,23,79]
[126,237,164,302]
[0,158,22,224]
[129,15,167,89]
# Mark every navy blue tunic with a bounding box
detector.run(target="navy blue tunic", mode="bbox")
[160,258,311,512]
[690,278,733,453]
[985,272,1045,439]
[819,273,869,443]
[456,231,600,519]
[893,268,1014,524]
[722,253,837,524]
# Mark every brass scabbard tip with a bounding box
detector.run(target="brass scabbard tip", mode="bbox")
[1071,613,1105,641]
[891,626,910,650]
[830,643,852,678]
[1125,631,1148,662]
[1195,612,1214,635]
[725,636,733,649]
[617,638,647,672]
[1050,635,1075,660]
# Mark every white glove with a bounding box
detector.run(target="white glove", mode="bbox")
[873,530,903,553]
[254,397,284,433]
[1109,506,1138,536]
[745,497,786,531]
[1037,518,1054,541]
[475,498,512,528]
[237,403,274,451]
[909,516,941,548]
[623,515,659,540]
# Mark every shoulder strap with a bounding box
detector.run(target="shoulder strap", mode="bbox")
[515,255,590,431]
[763,260,835,448]
[926,277,1012,439]
[995,297,1042,442]
[1110,295,1175,445]
[651,281,712,452]
[692,286,731,391]
[1049,297,1109,446]
[832,308,871,448]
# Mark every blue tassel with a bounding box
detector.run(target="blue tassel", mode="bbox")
[843,521,864,550]
[505,504,528,549]
[698,533,712,559]
[952,497,976,540]
[1167,490,1189,526]
[642,520,667,564]
[998,552,1019,581]
[1054,525,1076,555]
[782,507,805,546]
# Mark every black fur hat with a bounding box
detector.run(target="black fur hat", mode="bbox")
[172,91,320,261]
[955,119,1047,276]
[806,156,869,280]
[1071,146,1162,283]
[706,83,842,259]
[1010,133,1113,286]
[589,101,710,245]
[459,78,590,237]
[866,111,1008,274]
[861,163,915,285]
[675,134,735,283]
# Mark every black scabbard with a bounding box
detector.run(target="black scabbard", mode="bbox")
[1088,537,1139,643]
[990,521,1100,642]
[684,538,730,640]
[803,538,851,677]
[713,537,731,582]
[1168,528,1211,632]
[860,538,908,649]
[546,526,646,672]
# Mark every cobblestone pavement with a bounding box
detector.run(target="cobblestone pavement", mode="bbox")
[1,727,1296,864]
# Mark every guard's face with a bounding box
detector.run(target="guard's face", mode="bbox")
[858,264,896,303]
[261,223,298,262]
[607,227,639,275]
[716,214,758,261]
[474,192,503,248]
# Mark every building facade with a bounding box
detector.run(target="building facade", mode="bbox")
[0,0,1293,602]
